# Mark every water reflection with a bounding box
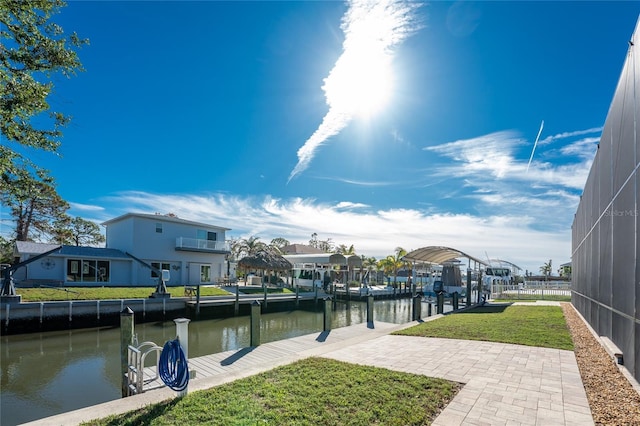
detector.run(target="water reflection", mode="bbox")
[1,299,450,425]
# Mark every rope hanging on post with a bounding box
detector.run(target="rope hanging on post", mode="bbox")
[158,338,189,392]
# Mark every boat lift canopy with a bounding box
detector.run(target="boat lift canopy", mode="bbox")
[403,246,488,267]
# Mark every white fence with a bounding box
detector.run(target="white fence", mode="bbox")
[491,281,571,299]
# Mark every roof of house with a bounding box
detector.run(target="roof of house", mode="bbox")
[15,241,60,255]
[102,212,231,231]
[281,244,325,255]
[59,245,132,259]
[15,241,131,259]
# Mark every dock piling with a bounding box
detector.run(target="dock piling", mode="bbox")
[250,300,261,346]
[120,307,134,398]
[412,294,421,320]
[323,297,332,331]
[234,284,239,316]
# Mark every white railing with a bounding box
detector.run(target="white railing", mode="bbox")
[522,280,571,289]
[491,281,572,299]
[175,238,229,252]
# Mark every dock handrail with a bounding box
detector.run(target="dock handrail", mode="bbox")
[127,341,163,395]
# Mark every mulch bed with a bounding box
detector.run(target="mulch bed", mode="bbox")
[562,303,640,425]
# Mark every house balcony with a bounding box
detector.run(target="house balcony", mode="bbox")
[175,238,230,254]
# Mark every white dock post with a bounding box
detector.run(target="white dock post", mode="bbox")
[174,318,191,396]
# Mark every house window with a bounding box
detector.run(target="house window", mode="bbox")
[151,262,171,278]
[82,260,96,282]
[156,223,163,233]
[67,259,110,283]
[200,265,211,283]
[97,261,109,282]
[197,230,216,241]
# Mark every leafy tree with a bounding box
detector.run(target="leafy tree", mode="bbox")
[317,237,333,253]
[228,237,242,261]
[50,215,105,246]
[1,0,88,177]
[1,168,68,241]
[269,237,289,254]
[0,236,14,264]
[308,232,333,252]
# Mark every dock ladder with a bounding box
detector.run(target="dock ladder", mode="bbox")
[126,341,163,396]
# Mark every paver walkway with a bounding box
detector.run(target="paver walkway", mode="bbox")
[24,308,593,426]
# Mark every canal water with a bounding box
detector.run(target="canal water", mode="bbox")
[1,299,451,425]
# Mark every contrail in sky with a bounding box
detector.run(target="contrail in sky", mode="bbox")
[526,120,544,173]
[288,0,421,182]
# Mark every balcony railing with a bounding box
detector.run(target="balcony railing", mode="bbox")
[175,237,230,253]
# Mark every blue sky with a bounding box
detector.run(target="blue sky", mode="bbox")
[3,1,640,274]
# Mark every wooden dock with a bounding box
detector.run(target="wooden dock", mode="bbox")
[141,320,414,393]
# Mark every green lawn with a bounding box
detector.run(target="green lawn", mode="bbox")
[82,358,460,426]
[394,304,574,350]
[17,286,231,302]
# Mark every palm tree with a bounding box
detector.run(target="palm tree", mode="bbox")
[377,257,394,286]
[362,256,377,284]
[539,259,552,280]
[238,236,266,258]
[379,247,408,288]
[335,244,355,255]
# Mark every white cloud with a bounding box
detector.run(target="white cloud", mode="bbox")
[425,129,596,189]
[559,136,600,158]
[419,127,600,248]
[69,202,106,212]
[289,0,422,181]
[538,127,603,145]
[425,131,525,179]
[84,125,599,274]
[100,190,570,274]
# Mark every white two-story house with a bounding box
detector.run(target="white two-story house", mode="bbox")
[11,213,231,287]
[103,213,230,286]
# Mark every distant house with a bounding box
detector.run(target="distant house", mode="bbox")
[558,262,571,278]
[12,213,231,287]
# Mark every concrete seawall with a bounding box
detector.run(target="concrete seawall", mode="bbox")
[1,298,188,335]
[0,287,420,335]
[0,296,326,335]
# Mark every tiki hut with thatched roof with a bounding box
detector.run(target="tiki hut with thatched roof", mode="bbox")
[237,250,292,285]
